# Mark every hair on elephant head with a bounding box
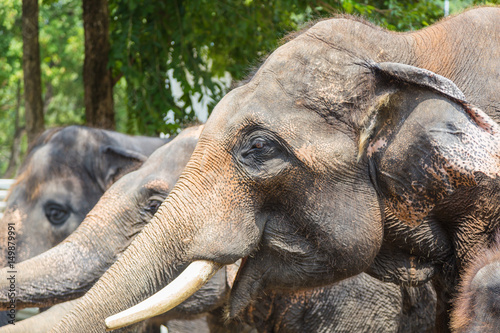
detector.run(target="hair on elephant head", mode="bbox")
[36,8,500,332]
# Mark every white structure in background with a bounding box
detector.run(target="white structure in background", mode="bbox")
[444,0,449,16]
[0,179,14,218]
[162,69,232,137]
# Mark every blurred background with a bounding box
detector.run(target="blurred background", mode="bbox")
[0,0,498,177]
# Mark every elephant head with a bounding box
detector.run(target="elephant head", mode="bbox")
[0,126,211,310]
[0,125,166,266]
[45,9,500,332]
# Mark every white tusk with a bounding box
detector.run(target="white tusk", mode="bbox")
[105,260,223,331]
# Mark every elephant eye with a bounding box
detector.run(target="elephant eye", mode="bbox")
[251,138,266,150]
[237,131,291,179]
[242,137,273,158]
[44,203,70,225]
[145,196,165,215]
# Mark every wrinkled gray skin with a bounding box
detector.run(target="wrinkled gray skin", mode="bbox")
[242,274,436,333]
[2,278,435,333]
[0,126,166,325]
[451,231,500,333]
[10,8,500,332]
[41,7,500,333]
[0,299,216,333]
[0,125,435,333]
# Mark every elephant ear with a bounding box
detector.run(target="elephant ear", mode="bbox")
[95,145,148,191]
[361,62,500,227]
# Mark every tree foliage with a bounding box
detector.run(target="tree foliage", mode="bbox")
[1,0,85,175]
[107,0,450,136]
[108,0,314,135]
[1,0,498,174]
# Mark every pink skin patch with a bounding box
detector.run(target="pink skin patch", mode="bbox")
[465,105,499,135]
[296,144,317,168]
[367,137,388,157]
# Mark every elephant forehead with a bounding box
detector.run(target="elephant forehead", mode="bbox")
[35,177,85,206]
[11,146,57,202]
[201,80,294,141]
[201,78,357,177]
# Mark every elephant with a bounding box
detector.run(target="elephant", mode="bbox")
[0,125,236,332]
[31,7,500,332]
[0,125,167,266]
[0,125,224,310]
[8,278,435,333]
[0,125,166,325]
[1,299,221,333]
[0,125,436,332]
[450,230,500,333]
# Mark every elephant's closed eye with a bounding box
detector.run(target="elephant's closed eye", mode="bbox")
[144,195,166,215]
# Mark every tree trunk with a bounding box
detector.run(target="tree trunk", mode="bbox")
[3,80,26,179]
[22,0,44,145]
[82,0,115,130]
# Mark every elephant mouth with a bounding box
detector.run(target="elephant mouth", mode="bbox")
[105,212,270,330]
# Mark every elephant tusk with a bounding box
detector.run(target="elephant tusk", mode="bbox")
[105,260,223,331]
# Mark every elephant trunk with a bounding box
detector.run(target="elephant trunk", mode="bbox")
[50,191,200,332]
[0,299,78,333]
[0,241,101,309]
[50,139,262,332]
[0,189,138,309]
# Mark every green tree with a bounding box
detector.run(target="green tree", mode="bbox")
[83,0,115,129]
[39,0,85,125]
[22,0,45,144]
[1,0,498,175]
[1,0,25,176]
[1,0,85,175]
